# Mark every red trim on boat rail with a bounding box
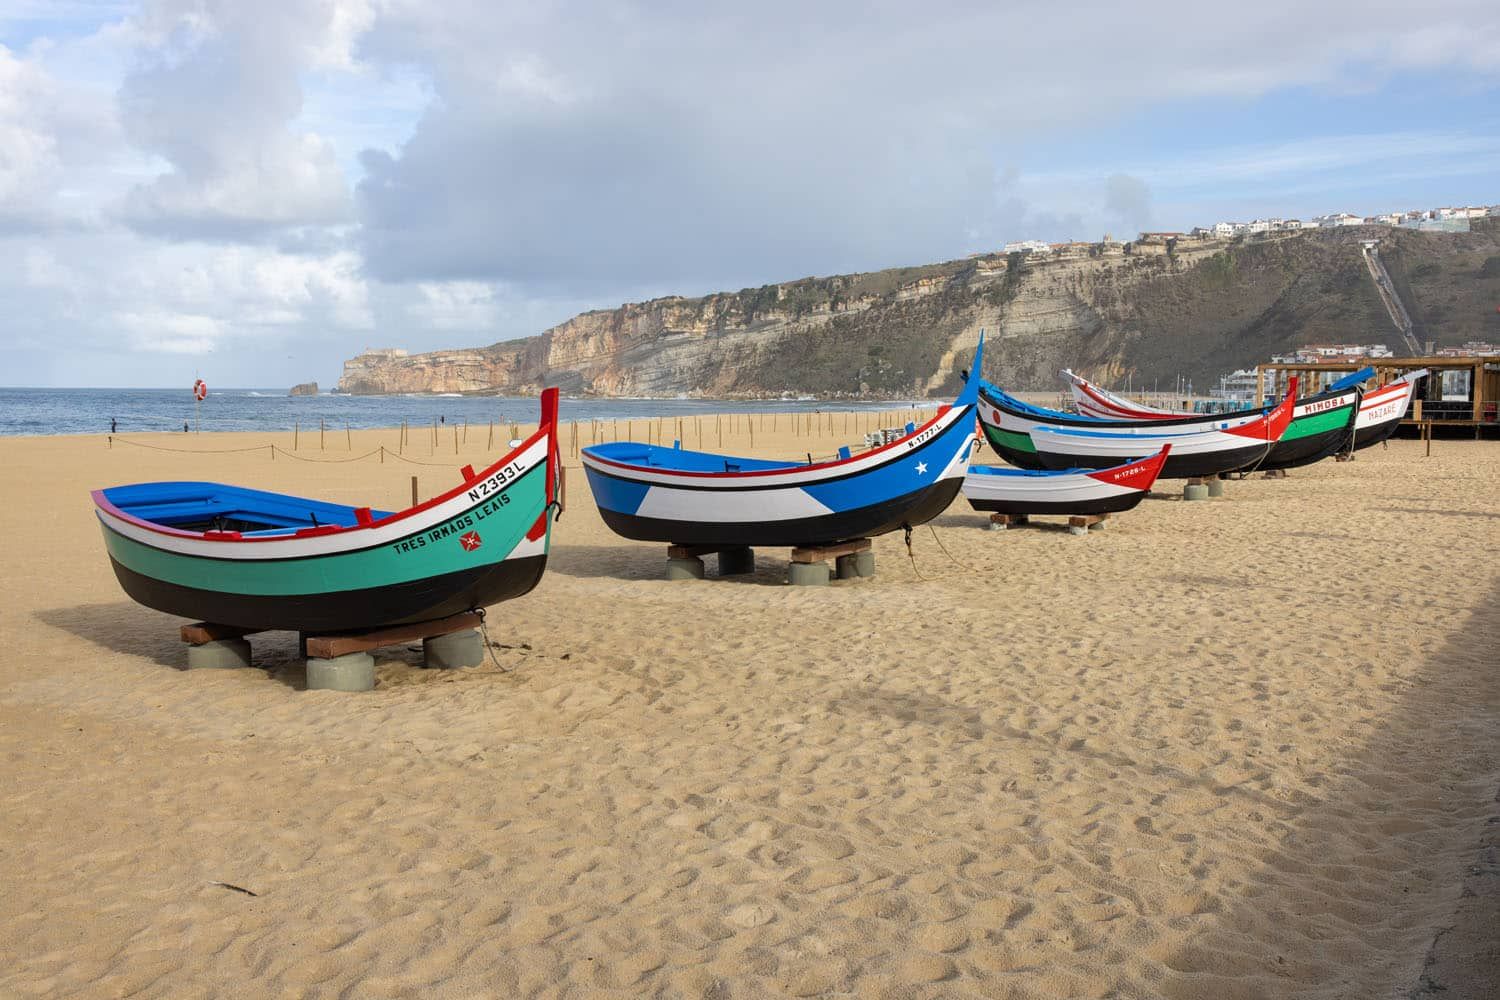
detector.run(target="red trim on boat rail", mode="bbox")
[1358,380,1412,411]
[1083,443,1171,488]
[1074,378,1175,419]
[92,404,559,544]
[1224,377,1297,440]
[583,406,957,480]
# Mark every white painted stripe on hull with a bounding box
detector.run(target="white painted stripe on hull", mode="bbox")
[635,484,835,522]
[961,470,1134,505]
[1029,424,1263,458]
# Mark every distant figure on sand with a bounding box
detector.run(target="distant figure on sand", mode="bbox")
[440,415,445,425]
[183,422,189,433]
[110,417,117,434]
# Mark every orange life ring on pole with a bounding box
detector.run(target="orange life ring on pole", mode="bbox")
[193,379,208,401]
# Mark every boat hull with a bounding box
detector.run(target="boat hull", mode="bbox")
[1351,375,1421,449]
[979,421,1049,470]
[583,407,975,547]
[93,392,561,633]
[1259,396,1359,470]
[593,476,964,548]
[962,452,1165,516]
[981,382,1347,474]
[964,490,1147,516]
[1030,435,1271,478]
[583,337,987,549]
[105,552,548,633]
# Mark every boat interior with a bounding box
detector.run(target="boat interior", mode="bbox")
[100,481,393,537]
[588,440,864,473]
[966,464,1091,477]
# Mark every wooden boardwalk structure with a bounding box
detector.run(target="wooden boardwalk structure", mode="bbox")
[1256,356,1500,435]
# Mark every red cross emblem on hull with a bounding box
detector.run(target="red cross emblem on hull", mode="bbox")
[459,531,483,552]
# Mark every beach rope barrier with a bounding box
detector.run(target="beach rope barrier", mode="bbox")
[111,436,274,455]
[108,436,504,468]
[273,446,386,464]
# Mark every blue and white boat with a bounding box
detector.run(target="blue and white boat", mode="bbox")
[962,445,1170,517]
[580,338,985,548]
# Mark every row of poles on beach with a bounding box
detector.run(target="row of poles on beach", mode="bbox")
[281,409,936,459]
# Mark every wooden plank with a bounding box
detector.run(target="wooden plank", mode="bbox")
[790,538,871,563]
[1068,514,1108,529]
[989,513,1030,527]
[305,611,484,659]
[181,622,264,645]
[667,543,732,560]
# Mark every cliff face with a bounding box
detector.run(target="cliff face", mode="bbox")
[339,221,1500,396]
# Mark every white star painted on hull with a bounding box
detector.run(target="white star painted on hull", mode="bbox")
[915,461,928,475]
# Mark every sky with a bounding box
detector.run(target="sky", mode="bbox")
[2,1,1498,388]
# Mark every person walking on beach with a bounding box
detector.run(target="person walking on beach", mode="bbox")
[110,417,117,434]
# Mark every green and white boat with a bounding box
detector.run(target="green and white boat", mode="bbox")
[93,390,563,633]
[979,377,1356,473]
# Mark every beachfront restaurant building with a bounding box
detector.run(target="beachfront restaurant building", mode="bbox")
[1255,356,1500,436]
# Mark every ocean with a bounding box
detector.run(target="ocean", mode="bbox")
[0,387,932,437]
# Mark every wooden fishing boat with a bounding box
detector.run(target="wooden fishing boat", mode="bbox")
[92,390,563,633]
[1022,381,1297,478]
[1062,366,1421,461]
[1352,369,1426,448]
[979,378,1305,475]
[1062,366,1372,420]
[1060,368,1180,419]
[962,445,1170,516]
[1051,375,1361,472]
[581,338,985,548]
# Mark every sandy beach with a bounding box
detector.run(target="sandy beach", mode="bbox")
[1,417,1496,999]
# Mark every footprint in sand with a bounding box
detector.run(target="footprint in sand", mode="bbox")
[726,902,777,928]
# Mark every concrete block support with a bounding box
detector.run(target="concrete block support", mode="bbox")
[788,562,830,586]
[717,547,755,576]
[667,556,705,580]
[1183,483,1209,501]
[854,550,876,577]
[1207,477,1225,498]
[835,553,859,579]
[423,629,484,670]
[306,652,376,692]
[186,638,252,670]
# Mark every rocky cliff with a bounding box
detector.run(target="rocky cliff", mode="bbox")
[339,221,1500,396]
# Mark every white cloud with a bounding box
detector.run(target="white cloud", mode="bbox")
[4,0,1500,387]
[410,280,500,330]
[117,309,222,354]
[113,0,360,238]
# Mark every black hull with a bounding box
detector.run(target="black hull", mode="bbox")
[1034,441,1271,479]
[1353,415,1403,450]
[978,431,1049,470]
[1259,423,1356,471]
[596,478,965,548]
[964,491,1150,516]
[108,554,549,633]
